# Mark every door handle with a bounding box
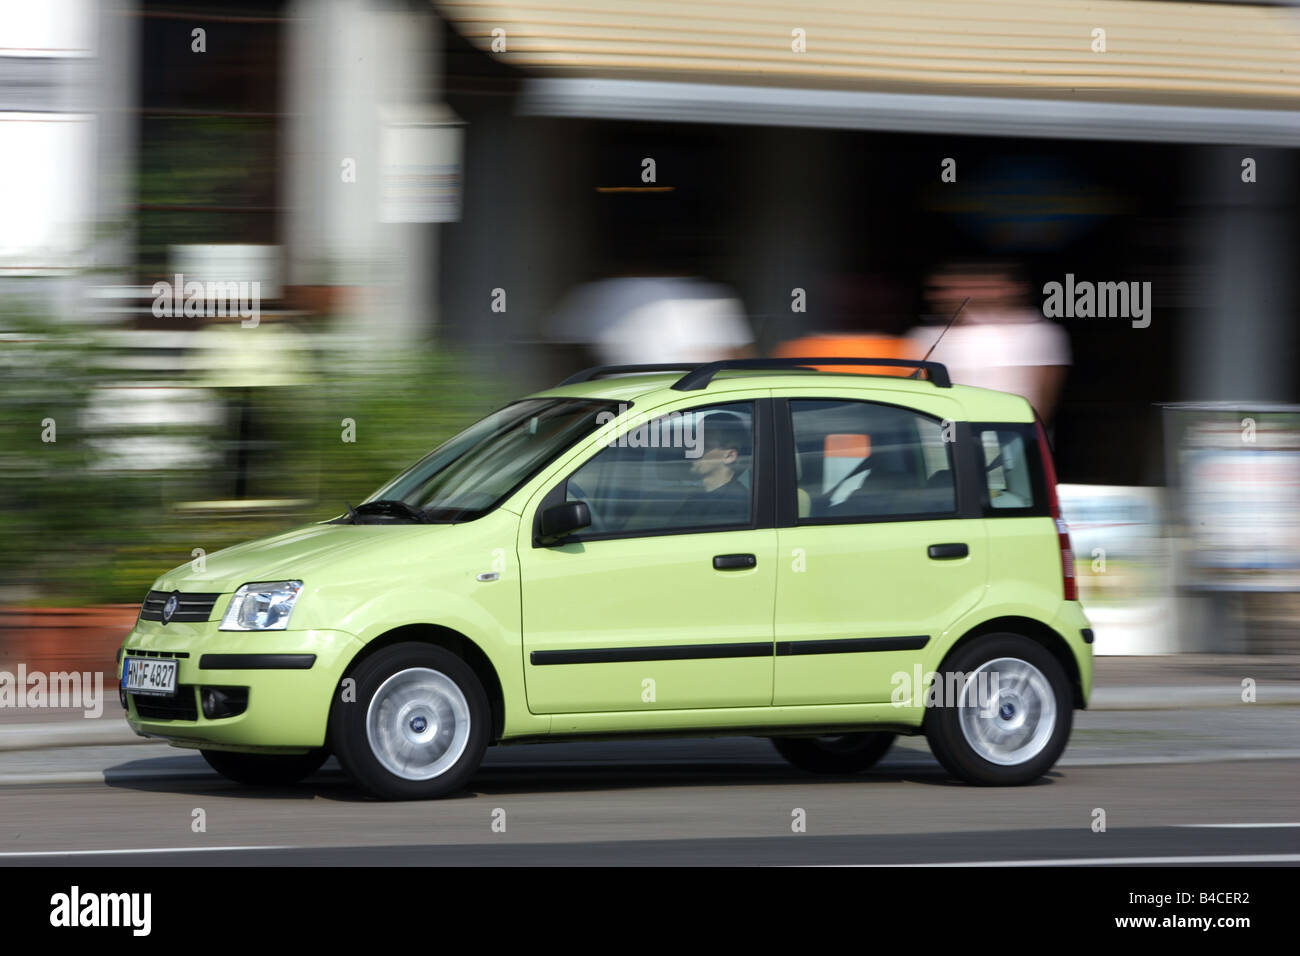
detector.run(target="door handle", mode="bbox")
[927,543,968,560]
[713,553,757,570]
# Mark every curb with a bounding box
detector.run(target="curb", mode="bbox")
[0,721,154,753]
[1089,686,1300,710]
[0,769,212,787]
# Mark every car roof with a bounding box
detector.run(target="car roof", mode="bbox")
[527,370,1035,423]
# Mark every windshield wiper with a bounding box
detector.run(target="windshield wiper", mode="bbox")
[349,499,430,524]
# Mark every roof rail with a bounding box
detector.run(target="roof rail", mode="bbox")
[558,363,702,386]
[671,358,952,390]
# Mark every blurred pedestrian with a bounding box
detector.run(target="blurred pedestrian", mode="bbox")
[909,260,1070,423]
[548,214,754,367]
[552,272,754,366]
[773,273,919,375]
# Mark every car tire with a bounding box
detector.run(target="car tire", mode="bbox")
[329,642,490,800]
[200,748,328,786]
[924,633,1073,786]
[771,732,896,774]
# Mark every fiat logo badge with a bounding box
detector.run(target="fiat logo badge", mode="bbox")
[161,593,179,625]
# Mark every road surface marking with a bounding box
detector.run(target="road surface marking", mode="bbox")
[851,853,1300,867]
[0,845,289,858]
[1175,822,1300,828]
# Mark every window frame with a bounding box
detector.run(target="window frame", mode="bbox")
[531,398,774,546]
[774,396,982,528]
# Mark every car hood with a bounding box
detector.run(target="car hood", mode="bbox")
[151,521,462,595]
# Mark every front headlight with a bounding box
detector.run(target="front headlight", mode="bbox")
[219,581,303,631]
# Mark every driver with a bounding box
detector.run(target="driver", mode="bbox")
[677,415,751,525]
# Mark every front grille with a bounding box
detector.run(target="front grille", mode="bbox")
[140,591,221,624]
[132,686,199,721]
[123,649,190,659]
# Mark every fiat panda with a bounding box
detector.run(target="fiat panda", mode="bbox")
[117,358,1092,799]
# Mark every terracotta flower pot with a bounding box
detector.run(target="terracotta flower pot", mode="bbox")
[0,605,138,676]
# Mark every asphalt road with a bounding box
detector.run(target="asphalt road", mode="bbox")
[2,706,1298,866]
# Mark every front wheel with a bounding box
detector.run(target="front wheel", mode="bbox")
[200,748,328,786]
[924,633,1073,786]
[329,642,490,800]
[771,732,896,774]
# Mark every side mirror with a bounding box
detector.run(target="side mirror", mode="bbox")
[539,501,591,543]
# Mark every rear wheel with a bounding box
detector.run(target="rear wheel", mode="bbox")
[771,732,896,774]
[200,748,328,786]
[330,642,490,800]
[924,633,1073,786]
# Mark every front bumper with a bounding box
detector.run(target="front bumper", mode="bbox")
[118,620,363,751]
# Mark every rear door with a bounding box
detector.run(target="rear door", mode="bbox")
[771,392,989,705]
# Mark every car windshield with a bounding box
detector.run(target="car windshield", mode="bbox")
[366,398,620,522]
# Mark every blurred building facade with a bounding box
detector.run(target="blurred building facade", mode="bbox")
[3,0,1299,650]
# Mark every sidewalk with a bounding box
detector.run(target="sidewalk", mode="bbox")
[0,656,1296,753]
[1091,654,1300,709]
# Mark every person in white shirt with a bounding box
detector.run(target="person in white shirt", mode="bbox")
[552,274,754,366]
[908,261,1071,424]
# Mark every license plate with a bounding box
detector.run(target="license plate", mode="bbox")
[122,657,179,696]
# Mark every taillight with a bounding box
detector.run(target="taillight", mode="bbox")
[1055,517,1078,601]
[1035,417,1077,601]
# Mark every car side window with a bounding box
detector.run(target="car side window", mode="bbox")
[564,402,755,537]
[978,427,1036,509]
[788,399,955,521]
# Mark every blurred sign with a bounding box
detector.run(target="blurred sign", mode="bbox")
[0,113,95,272]
[83,386,222,472]
[1168,405,1300,591]
[925,157,1126,253]
[0,0,96,56]
[170,244,281,301]
[1058,484,1175,654]
[380,105,464,224]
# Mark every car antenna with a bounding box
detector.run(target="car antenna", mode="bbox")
[909,296,970,378]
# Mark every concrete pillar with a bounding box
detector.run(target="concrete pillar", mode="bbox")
[440,105,591,391]
[283,0,443,346]
[83,0,139,319]
[1183,147,1297,402]
[733,127,840,352]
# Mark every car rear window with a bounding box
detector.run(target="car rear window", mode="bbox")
[975,424,1044,514]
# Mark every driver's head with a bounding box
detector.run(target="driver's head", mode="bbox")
[690,415,750,486]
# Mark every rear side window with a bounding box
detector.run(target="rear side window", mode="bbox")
[975,425,1045,514]
[788,399,956,522]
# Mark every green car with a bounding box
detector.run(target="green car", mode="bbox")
[117,358,1092,799]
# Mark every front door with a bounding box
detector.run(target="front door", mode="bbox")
[519,400,777,714]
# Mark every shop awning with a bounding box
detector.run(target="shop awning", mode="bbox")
[437,0,1300,143]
